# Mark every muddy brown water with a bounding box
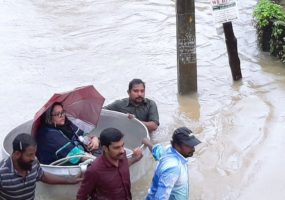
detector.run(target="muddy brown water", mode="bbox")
[0,0,285,199]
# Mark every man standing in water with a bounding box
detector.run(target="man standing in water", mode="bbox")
[143,127,201,200]
[104,78,159,132]
[76,128,143,200]
[0,133,81,200]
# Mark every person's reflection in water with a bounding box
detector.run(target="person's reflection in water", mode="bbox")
[177,93,201,122]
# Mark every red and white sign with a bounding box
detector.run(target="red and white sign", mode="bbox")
[211,0,239,24]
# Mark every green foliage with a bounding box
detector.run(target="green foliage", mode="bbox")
[253,0,285,62]
[253,0,285,28]
[270,21,285,58]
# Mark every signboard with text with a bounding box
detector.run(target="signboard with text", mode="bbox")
[211,0,239,24]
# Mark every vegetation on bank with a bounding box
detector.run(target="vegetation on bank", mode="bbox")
[253,0,285,62]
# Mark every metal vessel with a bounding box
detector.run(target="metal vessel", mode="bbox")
[2,109,150,199]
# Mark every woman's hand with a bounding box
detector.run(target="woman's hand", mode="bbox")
[87,136,99,151]
[80,153,96,162]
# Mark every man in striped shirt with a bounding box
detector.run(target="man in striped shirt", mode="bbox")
[0,133,81,200]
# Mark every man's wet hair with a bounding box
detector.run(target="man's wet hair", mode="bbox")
[99,128,124,148]
[13,133,37,153]
[128,79,145,91]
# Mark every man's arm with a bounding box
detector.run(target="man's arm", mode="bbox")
[76,166,97,200]
[142,121,158,132]
[142,138,153,152]
[41,171,81,185]
[142,139,165,161]
[128,115,158,132]
[128,147,143,166]
[145,100,159,132]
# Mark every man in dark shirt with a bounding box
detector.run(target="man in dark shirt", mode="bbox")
[76,128,143,200]
[0,133,81,200]
[104,78,159,132]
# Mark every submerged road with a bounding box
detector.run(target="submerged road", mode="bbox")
[0,0,285,199]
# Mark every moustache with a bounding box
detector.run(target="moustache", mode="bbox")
[117,152,124,157]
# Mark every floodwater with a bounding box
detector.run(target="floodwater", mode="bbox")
[0,0,285,199]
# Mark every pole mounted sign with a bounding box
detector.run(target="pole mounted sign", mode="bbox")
[211,0,239,24]
[176,0,197,94]
[210,0,242,81]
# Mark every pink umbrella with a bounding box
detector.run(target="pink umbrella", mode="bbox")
[32,85,105,136]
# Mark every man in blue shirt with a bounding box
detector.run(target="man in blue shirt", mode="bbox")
[143,127,201,200]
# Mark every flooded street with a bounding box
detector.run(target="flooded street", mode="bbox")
[1,0,285,199]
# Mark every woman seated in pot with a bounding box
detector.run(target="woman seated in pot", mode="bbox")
[36,102,100,165]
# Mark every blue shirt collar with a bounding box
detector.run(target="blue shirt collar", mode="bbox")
[170,146,188,164]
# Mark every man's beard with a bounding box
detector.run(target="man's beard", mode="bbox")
[18,158,33,171]
[115,152,125,160]
[182,152,193,158]
[134,97,144,104]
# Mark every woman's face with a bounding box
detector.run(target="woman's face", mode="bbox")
[51,105,66,126]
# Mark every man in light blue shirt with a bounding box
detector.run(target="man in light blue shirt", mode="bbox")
[143,127,201,200]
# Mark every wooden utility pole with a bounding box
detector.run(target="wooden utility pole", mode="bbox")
[176,0,197,94]
[223,22,242,81]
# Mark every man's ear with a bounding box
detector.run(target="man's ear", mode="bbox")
[102,146,108,153]
[13,151,22,159]
[173,143,182,152]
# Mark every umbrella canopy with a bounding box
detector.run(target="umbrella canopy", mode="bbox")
[32,85,105,136]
